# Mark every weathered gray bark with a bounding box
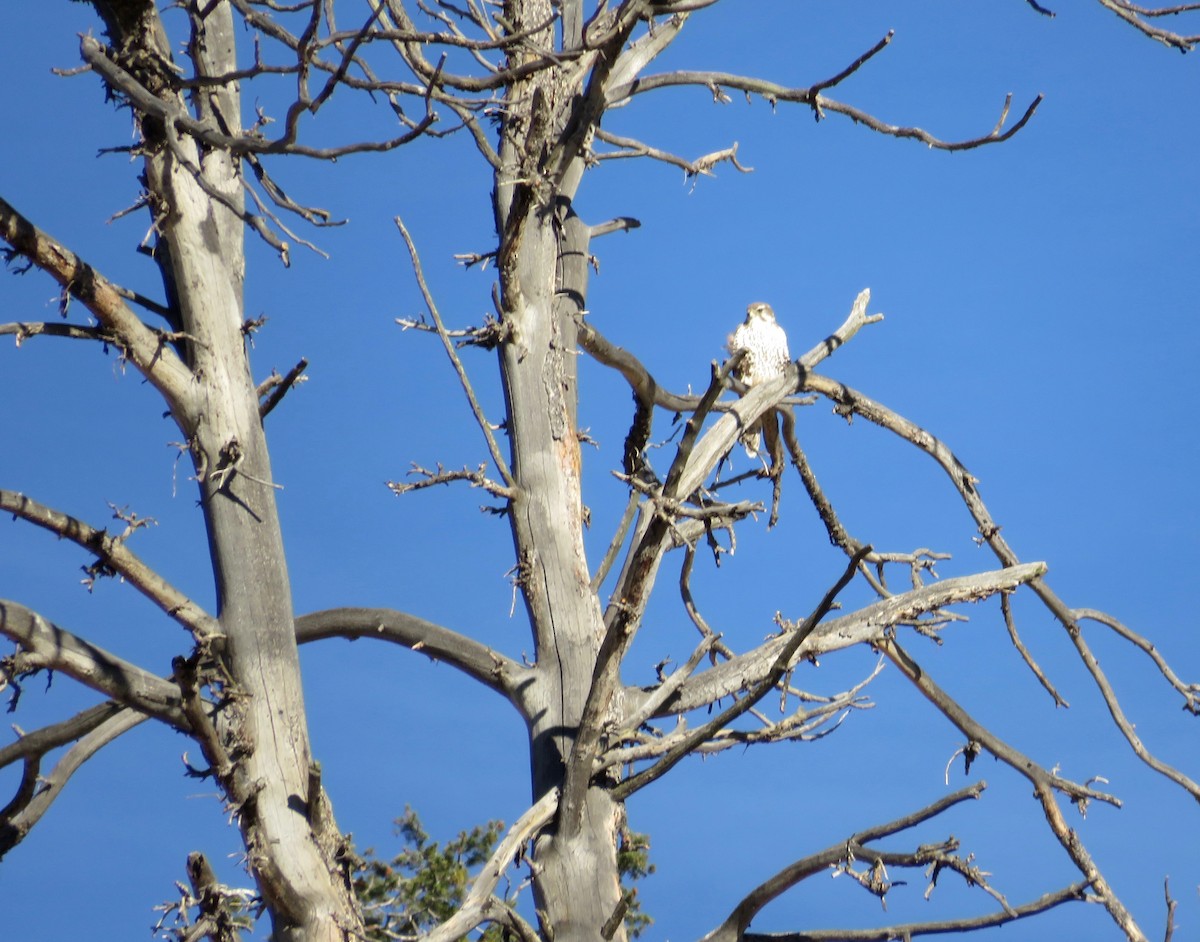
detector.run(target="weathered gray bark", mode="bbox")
[92,3,362,938]
[4,3,1196,940]
[492,3,628,937]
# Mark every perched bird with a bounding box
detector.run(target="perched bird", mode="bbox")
[727,302,791,465]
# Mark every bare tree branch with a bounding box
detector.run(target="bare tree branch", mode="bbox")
[1163,877,1178,942]
[0,321,117,345]
[881,636,1148,940]
[368,0,575,92]
[593,128,751,178]
[387,462,516,501]
[602,11,689,93]
[566,355,742,828]
[294,607,530,705]
[1073,608,1199,715]
[658,562,1047,715]
[1002,591,1069,707]
[81,35,439,160]
[612,547,866,799]
[421,787,559,942]
[0,196,195,413]
[739,882,1091,942]
[591,491,639,591]
[0,705,147,859]
[882,636,1119,807]
[394,217,515,488]
[257,358,310,419]
[803,373,1200,797]
[1093,0,1200,49]
[809,30,895,96]
[609,68,1043,152]
[702,782,1092,942]
[0,601,186,727]
[0,490,219,640]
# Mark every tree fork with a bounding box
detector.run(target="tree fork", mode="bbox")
[85,2,364,937]
[494,12,628,927]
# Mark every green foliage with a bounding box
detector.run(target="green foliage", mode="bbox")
[351,809,655,940]
[353,807,504,941]
[617,828,655,939]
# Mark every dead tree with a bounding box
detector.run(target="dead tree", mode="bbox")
[1,2,1197,942]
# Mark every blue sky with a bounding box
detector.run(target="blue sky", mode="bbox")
[1,2,1198,940]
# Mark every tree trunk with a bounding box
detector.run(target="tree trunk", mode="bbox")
[114,4,363,938]
[499,202,627,942]
[495,6,627,925]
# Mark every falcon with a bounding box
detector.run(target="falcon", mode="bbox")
[727,302,790,468]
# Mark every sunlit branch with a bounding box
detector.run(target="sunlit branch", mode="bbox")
[604,663,878,770]
[422,788,559,942]
[603,10,687,87]
[294,607,529,704]
[0,195,194,413]
[613,632,720,736]
[575,315,700,411]
[803,372,1200,796]
[1093,0,1200,50]
[880,636,1149,939]
[588,216,641,239]
[809,30,894,96]
[660,562,1047,715]
[739,882,1091,942]
[593,128,750,178]
[538,13,645,190]
[388,462,516,500]
[1118,0,1200,14]
[612,548,865,800]
[610,69,1043,152]
[0,321,117,345]
[563,357,738,831]
[1073,608,1199,714]
[590,491,638,591]
[664,357,742,499]
[679,544,734,648]
[241,176,328,262]
[479,896,541,942]
[308,5,384,115]
[0,490,218,640]
[81,35,438,159]
[1059,614,1200,800]
[779,410,965,599]
[881,636,1118,808]
[0,601,186,727]
[370,0,573,92]
[0,701,121,769]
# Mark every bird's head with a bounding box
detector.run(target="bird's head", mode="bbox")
[746,302,775,323]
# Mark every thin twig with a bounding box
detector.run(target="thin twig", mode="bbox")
[258,358,309,419]
[394,216,514,487]
[0,490,218,640]
[612,546,868,799]
[610,68,1043,152]
[1001,591,1068,707]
